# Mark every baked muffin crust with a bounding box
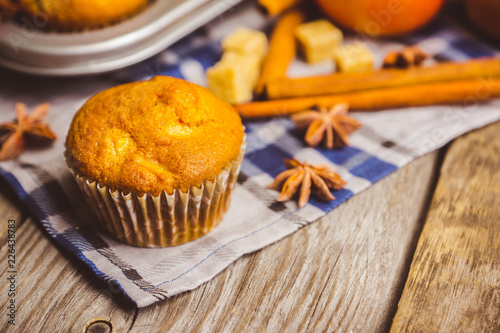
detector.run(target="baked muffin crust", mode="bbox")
[12,0,149,30]
[66,76,244,196]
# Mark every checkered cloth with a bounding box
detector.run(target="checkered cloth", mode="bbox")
[1,4,500,307]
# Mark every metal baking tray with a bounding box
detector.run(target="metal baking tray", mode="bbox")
[0,0,242,76]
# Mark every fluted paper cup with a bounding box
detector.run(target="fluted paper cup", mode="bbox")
[67,137,246,247]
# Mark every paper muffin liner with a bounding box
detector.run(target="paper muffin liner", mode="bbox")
[67,137,246,248]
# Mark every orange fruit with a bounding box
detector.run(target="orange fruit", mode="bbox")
[314,0,445,37]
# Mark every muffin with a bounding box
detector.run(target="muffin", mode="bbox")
[65,76,246,247]
[0,0,149,30]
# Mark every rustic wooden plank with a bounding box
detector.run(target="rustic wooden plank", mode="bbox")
[0,151,440,332]
[132,151,440,333]
[0,218,136,332]
[391,121,500,333]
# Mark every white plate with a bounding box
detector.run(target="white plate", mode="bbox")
[0,0,242,76]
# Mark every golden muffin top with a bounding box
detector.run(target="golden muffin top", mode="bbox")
[65,76,244,196]
[3,0,149,30]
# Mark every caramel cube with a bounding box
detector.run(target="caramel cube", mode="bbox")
[221,27,268,62]
[295,19,343,64]
[207,27,268,104]
[207,52,261,105]
[335,42,374,73]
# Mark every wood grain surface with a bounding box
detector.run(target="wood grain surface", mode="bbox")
[0,151,440,332]
[391,121,500,332]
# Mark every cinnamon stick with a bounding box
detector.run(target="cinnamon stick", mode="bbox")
[266,57,500,99]
[258,0,304,16]
[236,78,500,118]
[255,9,306,96]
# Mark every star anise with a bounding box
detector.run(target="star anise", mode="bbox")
[0,103,57,161]
[291,103,361,149]
[268,158,346,207]
[382,45,429,69]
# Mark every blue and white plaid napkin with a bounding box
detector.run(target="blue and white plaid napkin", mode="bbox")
[1,4,499,307]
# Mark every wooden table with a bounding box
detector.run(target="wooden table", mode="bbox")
[1,118,499,332]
